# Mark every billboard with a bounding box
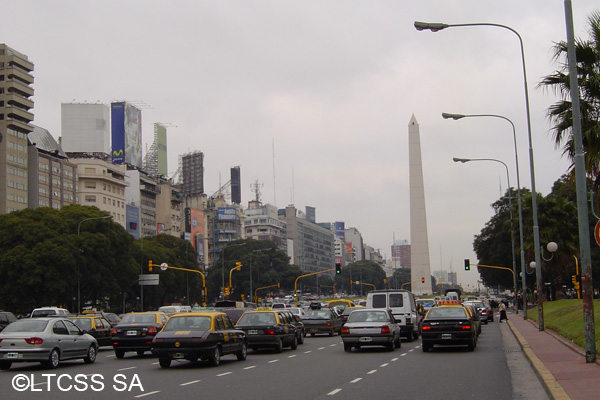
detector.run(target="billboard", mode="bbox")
[217,207,237,221]
[230,166,241,204]
[334,222,345,238]
[156,124,168,176]
[111,102,142,167]
[305,206,316,223]
[184,208,206,258]
[126,204,140,238]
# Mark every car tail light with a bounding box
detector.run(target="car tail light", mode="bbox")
[327,322,331,326]
[264,329,276,335]
[25,337,43,345]
[380,325,391,335]
[462,325,472,330]
[111,328,117,336]
[148,326,158,335]
[341,326,349,335]
[421,326,431,331]
[191,337,207,343]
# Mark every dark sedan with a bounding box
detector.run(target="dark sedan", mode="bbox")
[111,312,168,358]
[303,307,343,336]
[235,309,298,352]
[151,312,247,368]
[420,305,477,352]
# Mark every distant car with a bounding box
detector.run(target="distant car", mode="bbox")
[0,311,17,332]
[30,307,71,318]
[420,305,478,352]
[69,315,113,347]
[235,309,299,352]
[326,299,356,311]
[303,307,343,336]
[462,303,482,334]
[464,300,490,325]
[341,309,401,352]
[278,309,305,344]
[111,312,168,358]
[288,307,307,320]
[151,311,247,368]
[0,318,97,369]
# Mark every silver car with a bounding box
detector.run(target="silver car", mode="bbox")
[341,309,401,352]
[0,317,98,370]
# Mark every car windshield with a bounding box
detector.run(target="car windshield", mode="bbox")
[427,307,468,319]
[3,319,48,333]
[70,318,92,331]
[347,311,389,323]
[120,314,156,324]
[237,312,277,326]
[305,310,330,319]
[163,316,212,331]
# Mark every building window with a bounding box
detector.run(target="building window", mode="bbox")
[85,195,96,203]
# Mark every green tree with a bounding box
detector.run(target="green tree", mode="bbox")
[335,260,386,295]
[537,11,600,193]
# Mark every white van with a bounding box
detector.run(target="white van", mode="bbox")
[365,290,420,341]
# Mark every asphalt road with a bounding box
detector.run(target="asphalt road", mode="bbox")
[0,317,548,400]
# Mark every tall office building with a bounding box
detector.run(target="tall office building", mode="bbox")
[0,44,35,214]
[181,151,204,196]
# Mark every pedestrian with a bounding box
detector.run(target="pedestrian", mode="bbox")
[498,301,508,323]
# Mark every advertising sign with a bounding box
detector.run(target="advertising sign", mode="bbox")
[217,207,237,221]
[111,102,125,164]
[126,204,140,239]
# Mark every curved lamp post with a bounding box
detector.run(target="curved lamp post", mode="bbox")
[529,242,558,302]
[77,214,114,313]
[453,157,518,302]
[443,112,527,318]
[415,20,544,331]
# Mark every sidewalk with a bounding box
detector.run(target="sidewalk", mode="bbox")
[506,310,600,400]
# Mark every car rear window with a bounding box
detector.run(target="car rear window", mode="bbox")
[120,314,156,324]
[164,316,212,331]
[3,319,48,333]
[348,311,388,323]
[427,307,468,319]
[71,318,92,331]
[31,310,57,317]
[305,310,331,319]
[371,294,387,308]
[237,312,277,326]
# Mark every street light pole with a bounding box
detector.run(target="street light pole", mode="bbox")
[415,20,544,330]
[77,214,113,313]
[443,112,526,317]
[453,157,518,302]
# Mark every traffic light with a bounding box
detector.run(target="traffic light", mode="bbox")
[421,277,425,283]
[224,287,230,296]
[335,263,342,274]
[464,259,470,271]
[148,260,153,272]
[235,262,242,271]
[240,294,245,300]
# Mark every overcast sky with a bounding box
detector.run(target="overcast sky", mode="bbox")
[4,1,598,288]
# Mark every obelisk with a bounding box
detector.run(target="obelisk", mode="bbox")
[408,114,432,295]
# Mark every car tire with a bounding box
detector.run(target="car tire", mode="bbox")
[275,339,283,353]
[468,338,475,351]
[386,342,395,352]
[422,343,430,352]
[0,361,12,370]
[291,336,298,350]
[159,357,171,368]
[329,329,334,337]
[115,349,125,359]
[236,342,248,361]
[395,336,402,348]
[84,345,97,364]
[343,343,352,352]
[406,333,413,342]
[45,349,60,369]
[137,350,145,356]
[413,330,419,340]
[297,332,304,345]
[209,346,221,366]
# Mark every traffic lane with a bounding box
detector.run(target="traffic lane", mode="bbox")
[316,323,512,400]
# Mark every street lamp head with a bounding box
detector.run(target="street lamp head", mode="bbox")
[452,157,471,163]
[442,112,465,120]
[546,242,558,253]
[414,21,449,32]
[529,261,536,269]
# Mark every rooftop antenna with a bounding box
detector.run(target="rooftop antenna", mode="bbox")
[250,180,264,203]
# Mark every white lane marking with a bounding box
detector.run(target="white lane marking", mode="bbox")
[135,391,160,398]
[244,365,257,370]
[408,349,414,352]
[180,380,201,386]
[304,350,312,354]
[268,359,279,363]
[288,354,297,358]
[318,347,326,350]
[400,353,407,356]
[367,370,377,375]
[118,366,137,371]
[380,363,389,367]
[217,372,232,377]
[328,389,342,395]
[330,344,336,347]
[350,378,362,383]
[391,358,399,361]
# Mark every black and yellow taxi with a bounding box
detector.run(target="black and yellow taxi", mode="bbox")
[151,311,247,368]
[111,311,168,358]
[235,307,298,353]
[68,314,113,347]
[420,301,478,352]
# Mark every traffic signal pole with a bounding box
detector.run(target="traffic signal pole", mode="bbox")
[294,268,335,307]
[148,260,207,306]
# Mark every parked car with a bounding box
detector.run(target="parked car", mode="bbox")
[0,311,17,332]
[151,311,247,368]
[0,318,97,369]
[341,309,401,352]
[111,312,168,358]
[420,305,478,352]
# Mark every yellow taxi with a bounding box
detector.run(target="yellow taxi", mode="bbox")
[69,314,113,347]
[327,299,356,311]
[235,308,299,353]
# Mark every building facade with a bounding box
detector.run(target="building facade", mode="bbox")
[243,200,287,251]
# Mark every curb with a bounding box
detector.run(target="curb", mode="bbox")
[507,320,571,400]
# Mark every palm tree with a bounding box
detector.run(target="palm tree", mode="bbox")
[537,10,600,190]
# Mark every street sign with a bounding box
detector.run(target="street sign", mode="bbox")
[595,220,600,246]
[139,274,159,286]
[160,262,168,271]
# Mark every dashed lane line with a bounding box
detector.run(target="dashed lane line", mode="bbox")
[118,366,137,371]
[135,391,160,398]
[243,366,257,370]
[328,389,342,395]
[380,363,389,368]
[288,354,297,358]
[180,380,201,386]
[217,372,232,377]
[350,378,362,383]
[268,359,279,363]
[367,370,377,375]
